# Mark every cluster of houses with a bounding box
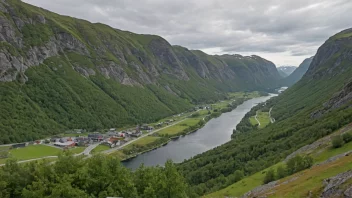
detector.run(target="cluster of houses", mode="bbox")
[155,120,174,128]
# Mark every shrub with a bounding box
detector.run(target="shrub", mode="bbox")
[276,165,287,179]
[332,135,344,148]
[286,155,313,175]
[342,132,352,143]
[263,169,275,184]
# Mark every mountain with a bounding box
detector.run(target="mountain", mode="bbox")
[177,29,352,196]
[277,66,297,77]
[281,57,314,86]
[0,0,281,144]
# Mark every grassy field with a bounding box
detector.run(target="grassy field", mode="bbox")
[91,145,110,154]
[69,146,86,154]
[249,111,270,129]
[157,118,200,136]
[0,145,62,164]
[228,91,261,99]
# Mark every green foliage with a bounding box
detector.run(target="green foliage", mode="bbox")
[342,132,352,143]
[332,135,344,148]
[286,155,313,175]
[22,23,53,47]
[263,169,275,184]
[276,165,288,179]
[0,153,190,198]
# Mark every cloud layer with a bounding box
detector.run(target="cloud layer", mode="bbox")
[23,0,352,66]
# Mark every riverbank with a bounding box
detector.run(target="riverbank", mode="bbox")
[122,94,277,169]
[114,95,260,162]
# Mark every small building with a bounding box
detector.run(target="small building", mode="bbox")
[141,124,154,131]
[54,141,76,148]
[109,128,116,132]
[11,143,28,149]
[106,131,118,137]
[130,132,142,137]
[88,133,104,142]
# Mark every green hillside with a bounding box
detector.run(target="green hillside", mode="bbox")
[177,29,352,196]
[0,0,281,144]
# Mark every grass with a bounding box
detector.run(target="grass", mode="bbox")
[207,129,352,198]
[91,145,110,154]
[204,163,282,198]
[0,145,62,164]
[269,155,352,198]
[313,140,352,163]
[157,118,200,136]
[131,136,161,146]
[249,111,270,129]
[69,146,86,154]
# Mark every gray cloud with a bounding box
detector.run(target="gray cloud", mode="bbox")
[23,0,352,66]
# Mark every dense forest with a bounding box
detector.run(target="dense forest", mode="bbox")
[177,29,352,195]
[0,153,193,198]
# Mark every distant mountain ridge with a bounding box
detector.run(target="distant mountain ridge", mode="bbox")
[277,66,297,77]
[281,57,314,86]
[0,0,281,143]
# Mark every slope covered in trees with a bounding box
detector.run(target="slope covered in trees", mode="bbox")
[177,29,352,195]
[0,153,191,198]
[0,0,281,143]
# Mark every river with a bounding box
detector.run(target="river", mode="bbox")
[123,94,277,169]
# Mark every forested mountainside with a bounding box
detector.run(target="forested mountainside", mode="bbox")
[277,66,296,77]
[177,29,352,196]
[0,0,281,144]
[280,56,314,87]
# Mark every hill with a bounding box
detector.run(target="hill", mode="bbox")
[281,57,314,86]
[277,66,297,77]
[177,28,352,196]
[0,0,281,144]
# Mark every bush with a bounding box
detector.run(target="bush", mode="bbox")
[276,165,287,179]
[286,155,313,175]
[342,132,352,143]
[263,169,275,184]
[332,135,344,148]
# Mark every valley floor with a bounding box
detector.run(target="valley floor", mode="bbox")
[0,92,262,166]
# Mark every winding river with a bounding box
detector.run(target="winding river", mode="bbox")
[123,94,277,169]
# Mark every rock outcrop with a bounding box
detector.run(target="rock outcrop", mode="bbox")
[321,170,352,198]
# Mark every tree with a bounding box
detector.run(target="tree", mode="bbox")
[163,160,188,198]
[332,135,344,148]
[276,165,287,179]
[263,169,275,184]
[342,132,352,143]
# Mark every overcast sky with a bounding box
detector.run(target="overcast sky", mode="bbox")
[23,0,352,66]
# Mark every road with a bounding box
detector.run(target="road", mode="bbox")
[83,143,101,156]
[269,107,275,123]
[254,111,261,126]
[0,156,58,167]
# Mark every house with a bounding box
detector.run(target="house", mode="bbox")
[106,131,118,137]
[11,143,28,149]
[141,124,154,131]
[130,132,142,137]
[88,133,104,142]
[109,128,116,132]
[54,141,76,148]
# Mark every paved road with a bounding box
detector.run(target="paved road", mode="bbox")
[83,143,101,156]
[254,111,261,126]
[0,156,58,167]
[102,113,199,155]
[269,107,275,123]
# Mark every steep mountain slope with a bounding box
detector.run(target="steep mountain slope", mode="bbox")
[0,0,281,143]
[177,29,352,196]
[277,66,297,77]
[281,57,314,86]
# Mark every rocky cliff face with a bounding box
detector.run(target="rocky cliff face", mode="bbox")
[0,0,280,90]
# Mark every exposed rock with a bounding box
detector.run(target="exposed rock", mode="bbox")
[241,181,278,198]
[311,79,352,118]
[321,170,352,198]
[74,66,96,77]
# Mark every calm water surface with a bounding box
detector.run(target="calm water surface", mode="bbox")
[123,94,277,169]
